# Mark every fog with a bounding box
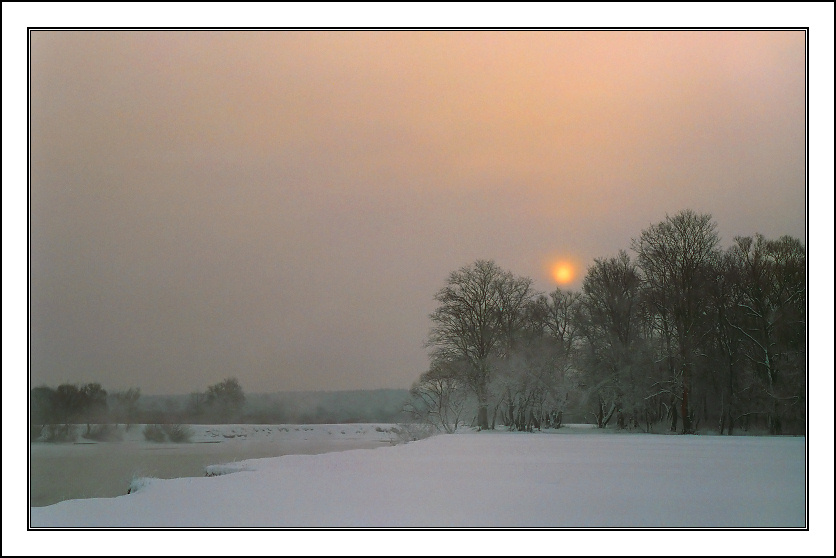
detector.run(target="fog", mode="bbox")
[24,28,808,395]
[4,4,833,555]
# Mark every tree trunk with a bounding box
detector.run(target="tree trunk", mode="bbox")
[681,384,692,434]
[601,403,616,428]
[669,396,678,432]
[477,404,488,431]
[768,413,782,435]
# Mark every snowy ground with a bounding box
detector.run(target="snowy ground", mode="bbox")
[29,425,806,530]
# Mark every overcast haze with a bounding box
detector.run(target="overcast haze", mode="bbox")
[29,30,806,394]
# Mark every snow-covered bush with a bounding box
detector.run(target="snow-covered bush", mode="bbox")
[388,423,436,445]
[127,476,155,495]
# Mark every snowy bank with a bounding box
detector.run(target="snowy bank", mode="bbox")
[30,429,805,528]
[29,423,403,507]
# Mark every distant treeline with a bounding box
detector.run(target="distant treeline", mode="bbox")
[139,388,411,425]
[409,210,805,436]
[30,376,412,441]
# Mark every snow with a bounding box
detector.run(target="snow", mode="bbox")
[11,421,834,555]
[29,425,805,530]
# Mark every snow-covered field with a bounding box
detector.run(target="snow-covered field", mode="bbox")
[29,424,806,530]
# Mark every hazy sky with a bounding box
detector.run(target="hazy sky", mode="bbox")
[29,30,806,394]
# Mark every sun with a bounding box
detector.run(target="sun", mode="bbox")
[550,261,576,285]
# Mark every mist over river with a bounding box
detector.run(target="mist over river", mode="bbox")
[30,424,396,507]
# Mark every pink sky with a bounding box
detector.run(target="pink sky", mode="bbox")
[28,29,807,393]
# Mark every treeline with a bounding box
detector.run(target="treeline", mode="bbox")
[140,389,410,425]
[409,210,805,436]
[30,382,125,441]
[245,390,411,424]
[31,378,412,442]
[30,377,247,441]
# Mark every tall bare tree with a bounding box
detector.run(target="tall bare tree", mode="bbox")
[705,249,749,434]
[632,210,721,433]
[427,260,535,430]
[728,234,805,434]
[576,250,650,429]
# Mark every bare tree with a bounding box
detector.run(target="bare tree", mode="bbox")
[113,387,141,429]
[632,210,721,433]
[495,288,579,431]
[186,390,208,420]
[205,377,246,422]
[80,383,108,436]
[576,251,651,429]
[53,383,86,437]
[705,249,749,434]
[728,234,805,434]
[30,385,57,439]
[427,260,536,430]
[406,360,471,433]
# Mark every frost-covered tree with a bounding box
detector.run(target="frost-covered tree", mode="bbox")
[493,288,579,431]
[728,234,805,434]
[427,260,536,430]
[406,360,471,433]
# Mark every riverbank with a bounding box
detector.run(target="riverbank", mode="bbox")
[30,423,398,507]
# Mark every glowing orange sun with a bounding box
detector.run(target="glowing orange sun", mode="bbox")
[550,261,576,285]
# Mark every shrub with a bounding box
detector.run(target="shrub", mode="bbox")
[127,476,154,495]
[142,424,166,442]
[388,423,436,445]
[30,423,44,442]
[42,424,77,443]
[162,423,193,443]
[82,423,123,442]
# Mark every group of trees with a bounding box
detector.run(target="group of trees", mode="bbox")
[30,377,248,441]
[410,210,805,435]
[185,377,247,422]
[30,383,134,440]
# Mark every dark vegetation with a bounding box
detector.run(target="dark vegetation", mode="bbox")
[408,210,805,436]
[31,375,411,442]
[141,423,193,443]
